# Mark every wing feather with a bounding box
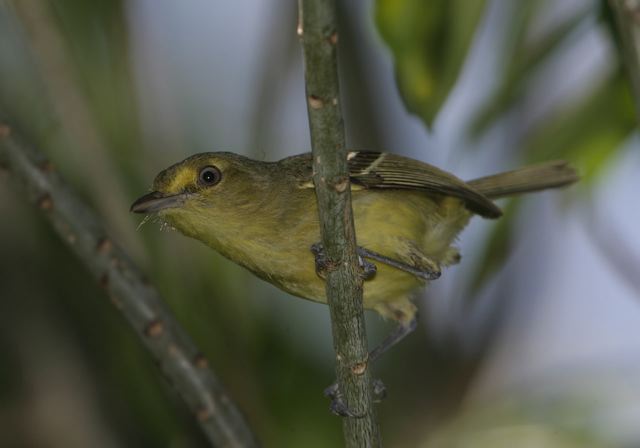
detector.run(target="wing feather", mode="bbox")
[347,152,501,218]
[283,151,502,218]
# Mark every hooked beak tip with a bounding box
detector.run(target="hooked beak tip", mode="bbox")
[130,191,186,214]
[130,191,159,213]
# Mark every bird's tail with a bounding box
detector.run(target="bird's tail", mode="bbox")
[467,160,579,200]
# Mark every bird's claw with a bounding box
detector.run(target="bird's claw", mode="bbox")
[323,383,365,418]
[372,378,387,402]
[311,243,329,279]
[311,243,377,281]
[358,255,377,280]
[323,378,387,417]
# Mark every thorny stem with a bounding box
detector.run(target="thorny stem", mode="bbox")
[0,125,260,448]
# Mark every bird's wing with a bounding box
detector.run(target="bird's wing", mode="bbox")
[347,152,501,218]
[283,151,502,218]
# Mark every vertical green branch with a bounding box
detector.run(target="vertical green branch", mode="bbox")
[297,1,381,446]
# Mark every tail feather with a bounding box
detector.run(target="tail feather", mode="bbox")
[468,160,579,200]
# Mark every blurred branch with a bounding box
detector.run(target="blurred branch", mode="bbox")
[298,1,380,446]
[586,203,640,296]
[610,0,640,120]
[0,124,259,448]
[247,1,298,157]
[11,0,139,249]
[336,2,388,150]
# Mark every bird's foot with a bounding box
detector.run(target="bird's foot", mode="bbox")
[311,243,331,280]
[356,246,441,281]
[372,378,387,402]
[323,383,363,418]
[323,379,387,417]
[311,243,377,280]
[358,255,377,280]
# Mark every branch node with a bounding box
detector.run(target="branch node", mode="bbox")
[194,353,209,369]
[197,406,213,422]
[0,124,10,138]
[167,343,180,357]
[351,359,368,376]
[96,237,113,254]
[37,194,53,211]
[145,319,164,338]
[39,160,55,173]
[308,95,324,109]
[331,175,349,192]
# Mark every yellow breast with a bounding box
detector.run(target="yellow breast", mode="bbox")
[167,187,471,322]
[238,189,470,317]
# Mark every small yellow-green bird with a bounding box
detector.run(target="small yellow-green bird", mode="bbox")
[131,151,577,411]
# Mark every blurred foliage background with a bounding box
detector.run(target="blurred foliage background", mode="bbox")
[1,0,639,446]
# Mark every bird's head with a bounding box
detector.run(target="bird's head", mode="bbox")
[130,152,273,240]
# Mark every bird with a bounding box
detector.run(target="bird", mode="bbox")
[131,150,578,414]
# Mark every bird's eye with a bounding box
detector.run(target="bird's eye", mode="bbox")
[198,166,222,186]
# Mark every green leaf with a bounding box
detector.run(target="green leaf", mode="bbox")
[471,2,590,136]
[375,0,488,126]
[523,69,635,182]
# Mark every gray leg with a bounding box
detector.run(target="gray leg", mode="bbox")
[356,247,440,281]
[323,317,418,417]
[311,243,439,281]
[369,316,418,362]
[311,243,425,416]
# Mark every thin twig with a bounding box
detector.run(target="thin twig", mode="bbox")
[297,1,380,446]
[0,124,260,448]
[11,0,139,249]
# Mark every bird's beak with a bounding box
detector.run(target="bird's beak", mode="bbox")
[130,191,189,214]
